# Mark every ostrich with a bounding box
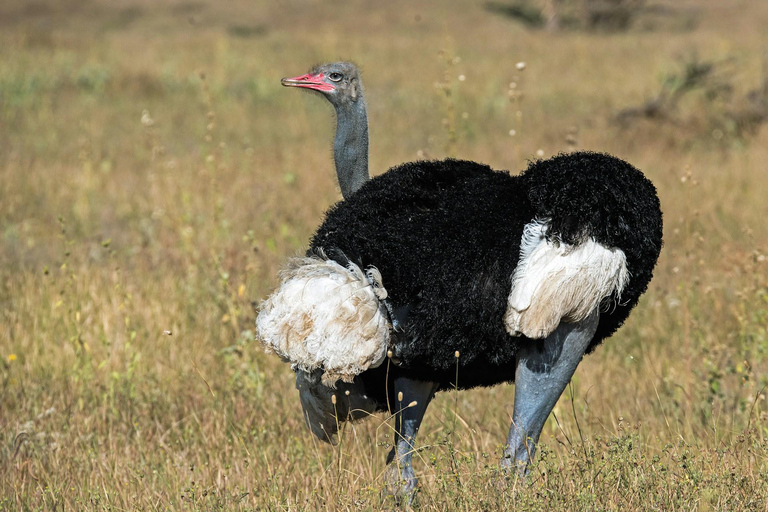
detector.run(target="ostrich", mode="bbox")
[258,62,663,501]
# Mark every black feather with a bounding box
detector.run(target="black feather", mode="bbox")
[308,152,662,404]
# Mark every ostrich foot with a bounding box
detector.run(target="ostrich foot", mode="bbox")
[499,450,530,478]
[383,460,418,507]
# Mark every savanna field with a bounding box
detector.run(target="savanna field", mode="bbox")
[2,0,768,510]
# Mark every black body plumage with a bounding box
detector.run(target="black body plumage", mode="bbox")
[309,152,662,403]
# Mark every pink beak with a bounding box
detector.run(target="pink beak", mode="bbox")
[281,72,335,92]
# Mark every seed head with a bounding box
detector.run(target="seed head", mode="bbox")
[141,110,154,127]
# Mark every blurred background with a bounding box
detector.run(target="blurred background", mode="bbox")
[2,0,768,510]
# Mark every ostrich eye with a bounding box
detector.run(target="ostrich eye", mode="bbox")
[328,72,343,82]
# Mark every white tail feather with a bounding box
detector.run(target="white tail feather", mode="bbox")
[505,220,629,339]
[257,257,391,386]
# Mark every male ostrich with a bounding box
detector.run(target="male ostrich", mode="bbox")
[257,62,663,500]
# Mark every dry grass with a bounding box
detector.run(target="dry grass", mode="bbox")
[2,1,768,510]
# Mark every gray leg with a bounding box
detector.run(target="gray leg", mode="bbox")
[383,376,439,504]
[502,311,600,474]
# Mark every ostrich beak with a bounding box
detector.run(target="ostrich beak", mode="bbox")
[281,72,335,92]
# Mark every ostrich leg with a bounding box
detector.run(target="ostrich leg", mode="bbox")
[384,376,439,503]
[502,310,600,474]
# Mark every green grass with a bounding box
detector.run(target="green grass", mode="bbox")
[2,1,768,510]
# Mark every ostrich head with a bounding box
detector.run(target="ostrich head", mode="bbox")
[281,61,364,107]
[281,62,369,199]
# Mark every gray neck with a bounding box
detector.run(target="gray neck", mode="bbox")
[333,99,369,199]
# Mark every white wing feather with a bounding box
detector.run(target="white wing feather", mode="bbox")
[504,220,629,339]
[257,257,390,386]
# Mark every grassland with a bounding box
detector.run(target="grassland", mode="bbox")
[2,0,768,510]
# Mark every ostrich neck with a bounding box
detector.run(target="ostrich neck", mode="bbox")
[333,100,369,199]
